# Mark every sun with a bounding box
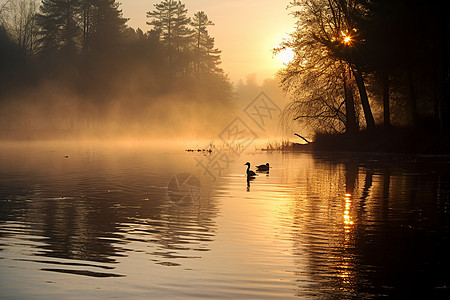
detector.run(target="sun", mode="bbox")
[277,47,295,65]
[343,35,352,44]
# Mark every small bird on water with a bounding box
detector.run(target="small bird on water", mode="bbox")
[244,162,256,177]
[256,163,270,172]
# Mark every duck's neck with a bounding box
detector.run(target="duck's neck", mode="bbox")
[246,164,250,172]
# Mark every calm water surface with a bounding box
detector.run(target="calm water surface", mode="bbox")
[1,142,449,299]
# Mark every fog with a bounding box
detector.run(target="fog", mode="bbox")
[0,75,293,149]
[0,0,294,146]
[0,81,233,141]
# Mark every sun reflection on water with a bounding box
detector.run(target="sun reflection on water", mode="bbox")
[343,193,354,229]
[339,192,356,293]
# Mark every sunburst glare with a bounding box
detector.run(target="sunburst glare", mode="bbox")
[277,47,295,65]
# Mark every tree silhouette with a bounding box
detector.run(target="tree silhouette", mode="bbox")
[147,0,192,73]
[0,0,234,139]
[191,11,221,76]
[89,0,127,54]
[36,0,80,56]
[0,0,39,58]
[279,0,450,137]
[278,0,370,132]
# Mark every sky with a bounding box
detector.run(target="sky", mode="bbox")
[120,0,296,84]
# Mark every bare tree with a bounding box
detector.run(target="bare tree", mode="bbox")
[0,0,12,15]
[0,0,38,57]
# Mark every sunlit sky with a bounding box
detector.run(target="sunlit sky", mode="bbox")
[120,0,295,84]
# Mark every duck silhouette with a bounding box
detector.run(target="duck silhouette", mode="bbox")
[256,163,270,172]
[244,162,256,177]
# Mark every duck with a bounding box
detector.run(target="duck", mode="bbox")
[244,162,256,177]
[256,163,270,172]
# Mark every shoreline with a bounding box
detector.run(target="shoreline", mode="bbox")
[267,127,450,156]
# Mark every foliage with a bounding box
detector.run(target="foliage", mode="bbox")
[0,0,234,139]
[278,0,449,135]
[277,0,363,133]
[190,11,221,76]
[36,0,80,56]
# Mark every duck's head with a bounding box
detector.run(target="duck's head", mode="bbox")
[244,162,250,166]
[266,163,269,166]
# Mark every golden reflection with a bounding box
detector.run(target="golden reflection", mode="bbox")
[339,267,352,286]
[343,193,354,228]
[338,191,356,293]
[246,177,253,192]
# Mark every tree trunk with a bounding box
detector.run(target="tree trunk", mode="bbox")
[352,67,375,129]
[382,70,391,127]
[345,161,358,196]
[343,65,358,133]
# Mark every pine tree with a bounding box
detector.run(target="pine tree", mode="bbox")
[147,0,177,59]
[190,11,221,76]
[79,0,127,54]
[80,0,93,52]
[90,0,127,53]
[172,1,191,53]
[147,0,192,69]
[36,0,80,56]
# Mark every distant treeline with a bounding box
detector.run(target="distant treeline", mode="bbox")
[278,0,450,137]
[0,0,234,139]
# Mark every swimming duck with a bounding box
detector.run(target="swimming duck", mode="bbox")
[256,163,270,171]
[244,162,256,177]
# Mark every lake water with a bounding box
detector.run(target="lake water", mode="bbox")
[1,142,449,299]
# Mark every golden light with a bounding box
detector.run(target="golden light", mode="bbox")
[277,47,295,65]
[341,31,352,45]
[343,193,354,226]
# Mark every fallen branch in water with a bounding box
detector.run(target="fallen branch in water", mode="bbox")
[294,133,310,144]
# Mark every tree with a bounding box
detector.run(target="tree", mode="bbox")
[343,62,358,132]
[80,0,93,52]
[190,11,221,76]
[360,0,449,130]
[147,0,176,48]
[278,0,373,133]
[36,0,80,56]
[172,1,191,53]
[1,22,28,91]
[0,0,39,57]
[315,0,375,129]
[147,0,192,71]
[78,0,127,54]
[89,0,127,53]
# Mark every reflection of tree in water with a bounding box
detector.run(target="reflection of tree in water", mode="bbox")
[286,155,450,298]
[0,164,219,268]
[286,159,349,297]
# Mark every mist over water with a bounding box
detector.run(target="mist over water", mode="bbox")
[0,75,292,143]
[0,85,231,140]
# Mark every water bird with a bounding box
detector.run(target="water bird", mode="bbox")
[244,162,256,177]
[256,163,270,172]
